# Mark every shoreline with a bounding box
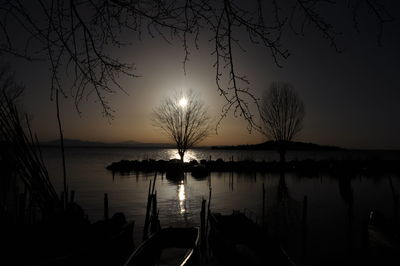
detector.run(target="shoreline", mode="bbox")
[106,158,400,176]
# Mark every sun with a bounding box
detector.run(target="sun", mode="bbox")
[178,97,188,107]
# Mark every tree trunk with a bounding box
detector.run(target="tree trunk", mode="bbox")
[179,151,184,163]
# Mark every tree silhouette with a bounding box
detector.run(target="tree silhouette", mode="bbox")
[153,91,211,162]
[260,82,305,163]
[0,64,60,221]
[0,64,24,104]
[0,1,392,127]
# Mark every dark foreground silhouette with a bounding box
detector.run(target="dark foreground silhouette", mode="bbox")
[209,211,295,266]
[2,208,134,266]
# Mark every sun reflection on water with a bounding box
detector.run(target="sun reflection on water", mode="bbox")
[178,180,186,214]
[167,149,199,162]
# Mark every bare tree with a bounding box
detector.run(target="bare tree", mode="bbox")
[153,90,211,162]
[261,82,305,163]
[0,1,392,127]
[0,64,24,104]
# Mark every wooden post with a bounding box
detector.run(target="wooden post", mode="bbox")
[395,194,399,225]
[104,193,109,220]
[151,191,159,234]
[262,183,266,227]
[362,219,369,252]
[56,90,68,209]
[302,195,308,265]
[230,171,234,191]
[205,186,212,235]
[70,190,75,204]
[143,180,152,240]
[389,176,399,224]
[347,189,354,256]
[60,191,65,209]
[200,198,206,252]
[302,196,308,226]
[151,172,157,195]
[18,191,27,224]
[31,203,36,224]
[152,191,157,218]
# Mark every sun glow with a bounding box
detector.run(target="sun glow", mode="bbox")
[178,97,188,107]
[167,149,199,163]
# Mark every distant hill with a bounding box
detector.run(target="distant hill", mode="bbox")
[212,141,344,151]
[41,139,174,148]
[41,139,343,151]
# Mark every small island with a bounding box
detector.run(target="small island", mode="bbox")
[106,141,399,178]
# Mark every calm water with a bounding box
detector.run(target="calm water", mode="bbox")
[43,147,400,265]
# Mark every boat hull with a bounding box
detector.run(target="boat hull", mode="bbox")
[125,227,199,266]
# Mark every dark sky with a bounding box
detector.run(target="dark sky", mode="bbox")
[3,1,400,149]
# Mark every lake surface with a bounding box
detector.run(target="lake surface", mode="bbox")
[42,147,400,265]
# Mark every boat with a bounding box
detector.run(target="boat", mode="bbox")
[209,211,296,266]
[124,227,200,266]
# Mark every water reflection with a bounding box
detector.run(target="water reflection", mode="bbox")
[338,175,354,252]
[277,171,289,203]
[178,180,186,214]
[41,146,400,266]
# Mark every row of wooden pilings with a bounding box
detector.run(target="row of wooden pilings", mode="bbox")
[103,173,161,240]
[101,174,309,264]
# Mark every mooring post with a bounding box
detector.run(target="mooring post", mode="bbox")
[302,195,308,265]
[18,191,27,224]
[143,179,153,240]
[151,172,157,195]
[70,190,75,204]
[205,186,212,235]
[60,191,65,210]
[31,203,36,224]
[200,198,206,252]
[262,183,266,227]
[389,176,399,224]
[230,171,234,191]
[302,195,308,225]
[150,191,159,234]
[104,193,109,220]
[362,219,369,252]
